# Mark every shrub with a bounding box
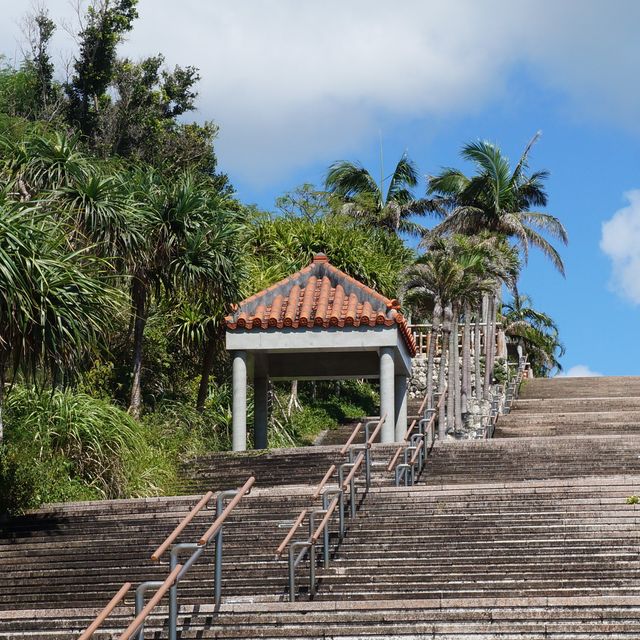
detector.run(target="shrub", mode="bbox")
[0,446,40,516]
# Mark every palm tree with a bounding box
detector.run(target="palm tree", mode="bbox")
[325,152,435,236]
[401,246,462,421]
[403,235,518,434]
[502,293,564,377]
[428,133,568,275]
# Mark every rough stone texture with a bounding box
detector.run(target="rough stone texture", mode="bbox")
[408,353,506,440]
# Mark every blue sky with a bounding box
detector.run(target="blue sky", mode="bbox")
[2,0,639,375]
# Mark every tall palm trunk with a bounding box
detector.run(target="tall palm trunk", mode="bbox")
[461,301,471,416]
[474,301,482,399]
[450,304,462,431]
[483,294,496,401]
[446,303,457,435]
[129,277,147,419]
[426,299,442,408]
[438,303,452,439]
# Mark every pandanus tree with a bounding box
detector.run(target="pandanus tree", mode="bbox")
[0,194,116,442]
[0,132,88,201]
[125,171,242,418]
[325,153,436,236]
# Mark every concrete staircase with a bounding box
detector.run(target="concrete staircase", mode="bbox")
[2,376,640,638]
[496,376,640,437]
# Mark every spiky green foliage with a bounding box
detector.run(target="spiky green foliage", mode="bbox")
[502,293,564,376]
[428,134,568,274]
[325,153,437,236]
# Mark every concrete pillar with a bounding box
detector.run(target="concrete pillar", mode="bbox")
[379,347,395,443]
[394,375,408,441]
[232,351,247,451]
[254,376,269,449]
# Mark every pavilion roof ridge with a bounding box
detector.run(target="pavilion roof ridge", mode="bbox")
[225,253,416,356]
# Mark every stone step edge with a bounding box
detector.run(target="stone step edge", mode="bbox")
[5,595,640,621]
[18,474,640,518]
[371,474,640,495]
[439,433,640,444]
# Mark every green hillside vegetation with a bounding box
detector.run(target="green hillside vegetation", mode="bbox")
[0,2,566,514]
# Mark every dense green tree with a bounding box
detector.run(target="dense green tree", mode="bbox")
[66,0,139,135]
[244,211,414,296]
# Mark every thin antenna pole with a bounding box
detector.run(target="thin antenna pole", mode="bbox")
[379,129,384,206]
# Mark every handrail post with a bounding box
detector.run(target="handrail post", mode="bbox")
[213,489,236,609]
[288,541,311,602]
[134,580,163,640]
[339,462,357,518]
[309,542,316,596]
[364,444,371,489]
[362,419,376,488]
[320,494,334,567]
[410,434,424,470]
[168,543,202,640]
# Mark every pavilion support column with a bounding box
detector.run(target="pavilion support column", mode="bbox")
[394,375,408,442]
[254,376,269,450]
[379,347,395,443]
[232,350,247,452]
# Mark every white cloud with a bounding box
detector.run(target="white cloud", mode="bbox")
[600,190,640,304]
[2,0,640,184]
[557,365,603,378]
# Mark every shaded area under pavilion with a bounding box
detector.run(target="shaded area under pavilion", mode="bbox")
[225,253,417,451]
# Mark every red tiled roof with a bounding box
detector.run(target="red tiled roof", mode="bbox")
[226,253,417,356]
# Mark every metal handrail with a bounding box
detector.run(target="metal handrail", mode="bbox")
[119,564,182,640]
[416,394,429,417]
[387,389,447,486]
[365,415,385,445]
[151,492,213,562]
[310,495,340,544]
[77,583,132,640]
[341,452,364,490]
[387,393,443,472]
[275,509,308,558]
[339,422,362,455]
[198,477,255,545]
[409,438,424,465]
[82,478,255,640]
[386,446,404,472]
[402,418,418,442]
[312,465,336,499]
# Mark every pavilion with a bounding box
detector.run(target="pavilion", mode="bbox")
[225,253,417,451]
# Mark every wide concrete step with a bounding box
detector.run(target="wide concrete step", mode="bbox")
[498,411,640,426]
[495,422,640,437]
[519,377,640,400]
[423,435,640,483]
[512,397,640,414]
[4,597,640,639]
[177,444,396,495]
